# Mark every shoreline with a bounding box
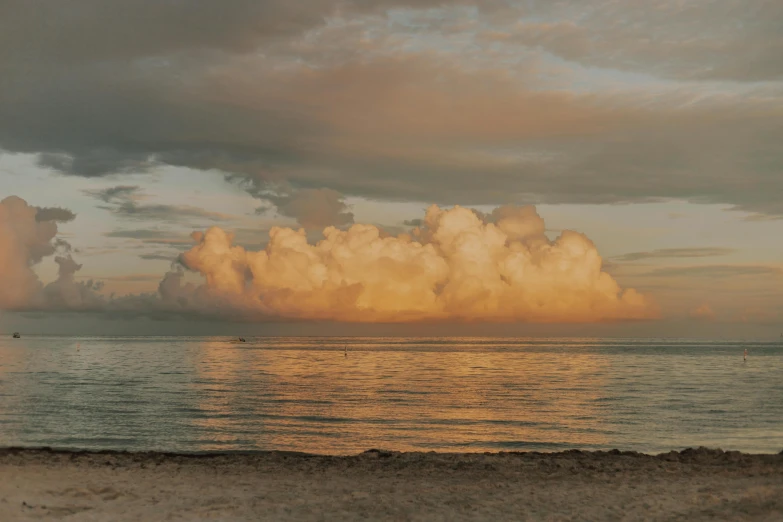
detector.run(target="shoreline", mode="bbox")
[2,444,783,458]
[2,447,782,521]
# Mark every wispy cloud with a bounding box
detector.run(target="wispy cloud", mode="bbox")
[105,228,195,248]
[613,248,735,262]
[105,229,173,240]
[100,273,163,283]
[642,265,782,278]
[84,185,142,203]
[110,202,233,223]
[740,213,783,223]
[85,185,235,224]
[138,252,177,261]
[35,206,77,223]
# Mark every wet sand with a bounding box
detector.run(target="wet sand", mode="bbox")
[1,447,781,521]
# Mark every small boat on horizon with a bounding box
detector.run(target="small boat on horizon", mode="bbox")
[12,332,20,338]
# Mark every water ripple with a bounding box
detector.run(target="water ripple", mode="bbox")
[0,336,781,454]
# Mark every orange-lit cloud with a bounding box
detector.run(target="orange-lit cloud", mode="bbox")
[0,196,104,311]
[0,196,55,309]
[175,204,657,322]
[0,195,657,323]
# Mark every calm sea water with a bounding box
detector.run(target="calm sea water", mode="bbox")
[0,336,781,455]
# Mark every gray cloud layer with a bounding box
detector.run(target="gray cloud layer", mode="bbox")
[1,0,782,219]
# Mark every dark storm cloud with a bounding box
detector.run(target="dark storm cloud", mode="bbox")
[0,0,781,217]
[613,248,736,262]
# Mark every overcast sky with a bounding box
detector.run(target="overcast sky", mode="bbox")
[1,0,781,337]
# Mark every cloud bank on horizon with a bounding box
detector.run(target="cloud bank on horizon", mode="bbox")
[0,195,655,323]
[1,1,782,330]
[0,0,781,220]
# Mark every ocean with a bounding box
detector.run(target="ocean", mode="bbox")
[0,336,781,455]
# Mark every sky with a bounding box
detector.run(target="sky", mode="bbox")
[0,0,782,337]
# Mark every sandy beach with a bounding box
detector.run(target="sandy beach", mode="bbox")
[0,447,781,521]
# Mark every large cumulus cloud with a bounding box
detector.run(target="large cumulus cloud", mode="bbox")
[170,204,655,322]
[0,195,655,323]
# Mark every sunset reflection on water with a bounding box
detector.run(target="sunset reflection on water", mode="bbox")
[192,339,611,453]
[1,336,781,454]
